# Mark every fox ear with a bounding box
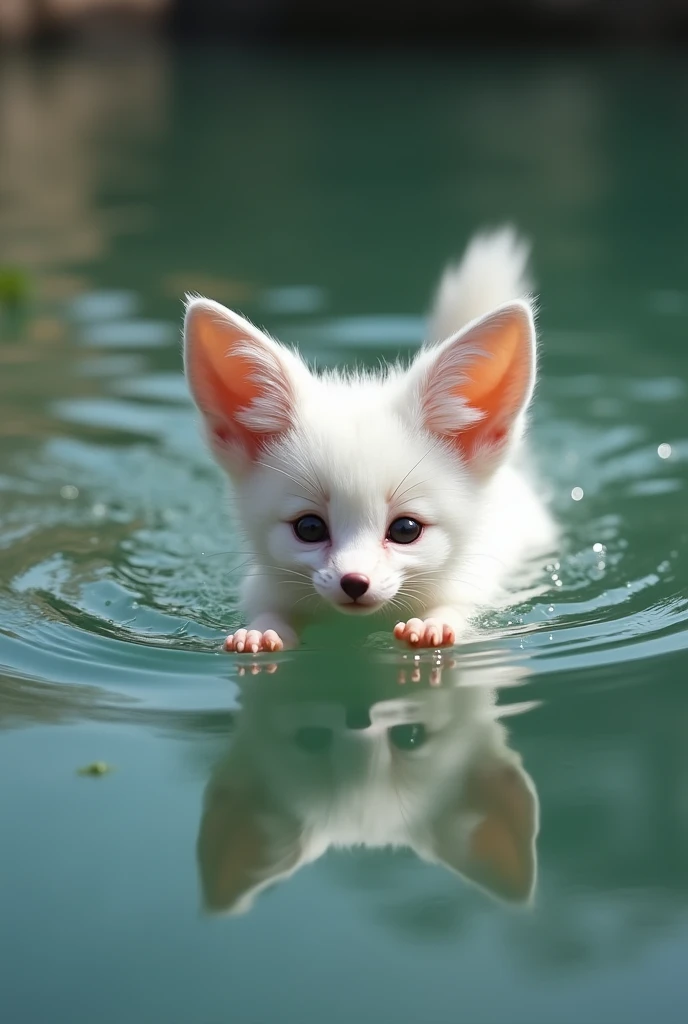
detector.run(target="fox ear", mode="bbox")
[184,297,307,470]
[197,780,303,916]
[408,301,536,474]
[427,757,539,905]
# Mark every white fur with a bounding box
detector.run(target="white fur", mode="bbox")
[426,225,533,343]
[197,661,539,914]
[184,226,558,647]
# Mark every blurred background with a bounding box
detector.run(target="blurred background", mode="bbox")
[2,6,688,1024]
[1,0,688,44]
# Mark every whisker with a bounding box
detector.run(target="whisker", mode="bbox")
[407,569,488,585]
[199,550,249,558]
[291,592,320,610]
[397,589,428,603]
[407,577,489,596]
[290,449,329,504]
[262,443,330,506]
[255,460,322,503]
[218,558,257,578]
[225,577,311,587]
[391,482,433,506]
[389,438,444,504]
[258,565,313,580]
[388,592,419,617]
[397,597,417,617]
[221,571,313,585]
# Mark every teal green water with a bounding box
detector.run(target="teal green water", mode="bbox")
[1,44,688,1024]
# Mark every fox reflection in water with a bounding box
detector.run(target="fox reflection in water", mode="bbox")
[197,653,539,916]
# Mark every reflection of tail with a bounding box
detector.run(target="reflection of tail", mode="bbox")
[427,226,533,343]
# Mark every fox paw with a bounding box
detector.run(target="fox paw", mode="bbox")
[393,618,456,649]
[224,628,284,654]
[397,654,456,687]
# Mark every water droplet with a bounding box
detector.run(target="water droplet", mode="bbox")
[547,605,555,613]
[91,502,107,518]
[60,484,79,500]
[571,486,584,501]
[551,573,559,582]
[658,443,672,459]
[597,560,606,571]
[554,561,560,570]
[657,560,671,573]
[592,542,605,554]
[555,579,563,587]
[549,634,553,641]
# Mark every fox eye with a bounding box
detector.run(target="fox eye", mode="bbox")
[387,517,423,544]
[293,514,329,543]
[388,723,427,750]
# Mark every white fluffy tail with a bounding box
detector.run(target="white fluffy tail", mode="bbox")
[427,226,533,343]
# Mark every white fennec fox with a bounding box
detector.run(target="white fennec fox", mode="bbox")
[184,227,556,653]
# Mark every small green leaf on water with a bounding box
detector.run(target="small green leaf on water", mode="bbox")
[0,267,31,309]
[77,761,114,777]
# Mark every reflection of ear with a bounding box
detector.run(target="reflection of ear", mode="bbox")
[428,757,539,904]
[197,782,303,915]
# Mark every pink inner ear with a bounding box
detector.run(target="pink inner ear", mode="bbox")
[186,302,290,459]
[458,316,527,410]
[201,346,271,457]
[446,306,534,460]
[190,313,262,415]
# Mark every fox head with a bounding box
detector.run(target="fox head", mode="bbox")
[184,296,537,619]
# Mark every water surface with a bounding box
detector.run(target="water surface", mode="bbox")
[1,43,688,1024]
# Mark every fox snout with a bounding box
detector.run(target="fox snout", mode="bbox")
[339,574,370,600]
[312,564,395,614]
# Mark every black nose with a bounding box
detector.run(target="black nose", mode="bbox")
[340,573,370,600]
